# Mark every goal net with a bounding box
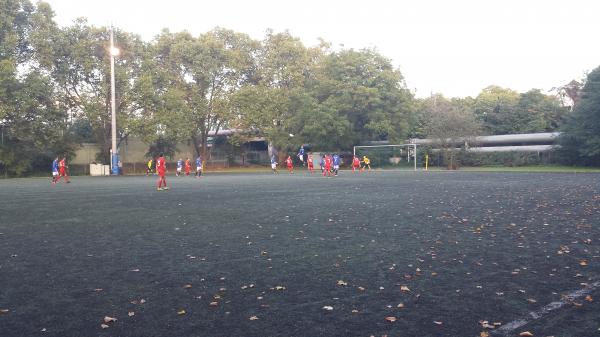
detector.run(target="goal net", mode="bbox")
[353,144,419,170]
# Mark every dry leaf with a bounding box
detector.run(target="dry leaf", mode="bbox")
[337,280,348,286]
[177,309,186,315]
[579,260,588,266]
[358,286,366,291]
[183,284,192,289]
[93,288,103,292]
[400,285,410,292]
[322,306,334,311]
[480,332,490,337]
[384,316,397,322]
[434,321,443,325]
[130,269,140,272]
[351,309,359,313]
[128,311,135,317]
[249,316,259,320]
[0,309,9,314]
[209,302,218,307]
[103,316,117,323]
[100,324,109,329]
[519,332,533,337]
[397,303,405,308]
[585,295,593,302]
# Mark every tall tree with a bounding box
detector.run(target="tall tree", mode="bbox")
[0,0,73,175]
[142,28,259,160]
[559,66,600,165]
[421,94,482,169]
[50,19,145,163]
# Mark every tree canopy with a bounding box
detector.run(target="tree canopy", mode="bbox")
[0,0,595,175]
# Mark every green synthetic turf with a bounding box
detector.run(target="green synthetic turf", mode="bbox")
[0,171,599,337]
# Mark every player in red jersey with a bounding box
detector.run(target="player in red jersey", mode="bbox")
[55,155,71,183]
[184,158,191,176]
[156,153,169,190]
[352,155,361,173]
[323,154,332,177]
[285,155,293,174]
[307,154,315,173]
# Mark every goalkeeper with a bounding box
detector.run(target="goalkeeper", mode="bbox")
[362,155,371,171]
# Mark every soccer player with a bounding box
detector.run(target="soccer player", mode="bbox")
[195,155,203,178]
[184,158,191,176]
[307,154,315,173]
[51,156,59,184]
[156,153,168,190]
[332,153,341,176]
[352,155,361,173]
[55,155,70,183]
[146,158,153,176]
[176,158,183,176]
[285,155,293,174]
[319,155,325,173]
[270,154,278,174]
[323,154,332,177]
[297,145,305,166]
[362,155,371,171]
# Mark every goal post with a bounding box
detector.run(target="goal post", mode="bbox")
[353,144,418,171]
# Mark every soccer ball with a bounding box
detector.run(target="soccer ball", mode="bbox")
[289,133,294,137]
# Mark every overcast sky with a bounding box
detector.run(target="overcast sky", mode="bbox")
[44,0,600,98]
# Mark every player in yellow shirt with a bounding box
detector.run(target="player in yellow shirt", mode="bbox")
[362,156,371,171]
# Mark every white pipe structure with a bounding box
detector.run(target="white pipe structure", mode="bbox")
[353,144,417,171]
[410,132,561,146]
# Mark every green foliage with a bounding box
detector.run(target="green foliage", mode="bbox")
[559,66,600,165]
[145,136,178,160]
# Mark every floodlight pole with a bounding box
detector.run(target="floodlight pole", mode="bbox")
[110,26,119,175]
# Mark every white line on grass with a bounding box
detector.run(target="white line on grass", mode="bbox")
[492,281,600,336]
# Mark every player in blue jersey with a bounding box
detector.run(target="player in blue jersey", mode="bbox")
[195,155,203,178]
[319,155,325,173]
[332,153,341,176]
[297,145,305,166]
[176,158,183,176]
[51,156,59,184]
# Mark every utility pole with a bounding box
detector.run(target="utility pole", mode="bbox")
[110,26,120,175]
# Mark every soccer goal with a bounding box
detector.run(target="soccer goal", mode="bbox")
[353,144,418,171]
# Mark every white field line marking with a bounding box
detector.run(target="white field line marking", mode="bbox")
[492,281,600,336]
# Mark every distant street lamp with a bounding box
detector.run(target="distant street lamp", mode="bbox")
[110,27,120,175]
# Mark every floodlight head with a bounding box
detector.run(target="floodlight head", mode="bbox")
[110,47,120,56]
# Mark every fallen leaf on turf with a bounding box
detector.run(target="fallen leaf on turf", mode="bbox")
[130,269,140,272]
[100,324,109,329]
[128,311,135,317]
[337,280,348,286]
[209,302,218,307]
[183,284,192,289]
[322,306,334,311]
[358,286,366,291]
[139,299,146,304]
[434,321,443,325]
[352,309,359,313]
[480,332,490,337]
[384,316,397,322]
[177,309,186,315]
[93,288,103,292]
[519,332,533,337]
[579,260,588,266]
[249,316,259,320]
[103,316,117,323]
[274,286,286,291]
[397,303,405,308]
[585,295,593,302]
[400,285,410,292]
[0,309,9,314]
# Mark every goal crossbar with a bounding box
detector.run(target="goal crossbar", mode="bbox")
[353,144,417,171]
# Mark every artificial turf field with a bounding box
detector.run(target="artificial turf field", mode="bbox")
[1,171,599,337]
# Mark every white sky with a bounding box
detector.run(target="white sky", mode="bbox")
[45,0,600,98]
